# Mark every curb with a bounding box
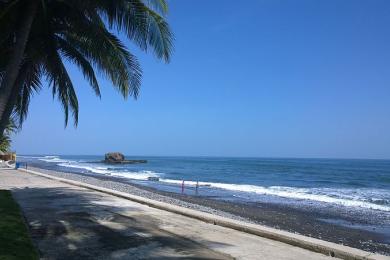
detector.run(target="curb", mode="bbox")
[15,167,389,260]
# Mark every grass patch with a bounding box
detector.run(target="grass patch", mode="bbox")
[0,190,38,260]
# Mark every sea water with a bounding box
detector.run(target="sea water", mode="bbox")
[17,155,390,214]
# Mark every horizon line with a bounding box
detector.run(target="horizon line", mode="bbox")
[16,154,390,161]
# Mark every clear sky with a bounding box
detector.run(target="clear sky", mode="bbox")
[12,0,390,159]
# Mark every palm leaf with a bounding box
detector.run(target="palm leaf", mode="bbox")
[56,36,101,97]
[43,35,79,126]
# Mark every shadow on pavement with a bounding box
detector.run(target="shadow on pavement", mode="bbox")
[11,186,233,259]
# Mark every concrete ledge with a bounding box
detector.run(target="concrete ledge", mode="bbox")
[14,167,389,260]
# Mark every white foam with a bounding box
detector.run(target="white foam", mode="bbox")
[57,162,111,174]
[57,160,161,181]
[110,170,160,180]
[159,179,390,212]
[19,155,63,160]
[18,155,46,159]
[38,155,70,163]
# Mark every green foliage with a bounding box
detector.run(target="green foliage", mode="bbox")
[0,118,17,152]
[0,0,173,127]
[0,136,11,153]
[0,190,39,260]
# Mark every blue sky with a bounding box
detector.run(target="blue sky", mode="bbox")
[12,0,390,159]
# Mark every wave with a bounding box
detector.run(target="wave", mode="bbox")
[34,156,390,212]
[57,162,161,180]
[57,162,111,174]
[18,155,53,159]
[18,155,70,163]
[110,170,161,180]
[39,156,70,163]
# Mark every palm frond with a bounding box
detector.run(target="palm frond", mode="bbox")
[61,17,142,98]
[14,63,42,125]
[56,36,101,97]
[43,36,79,126]
[64,0,173,62]
[144,7,173,62]
[143,0,168,14]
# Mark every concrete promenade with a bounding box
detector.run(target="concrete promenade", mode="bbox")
[0,168,349,259]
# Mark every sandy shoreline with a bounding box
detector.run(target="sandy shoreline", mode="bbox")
[26,165,390,255]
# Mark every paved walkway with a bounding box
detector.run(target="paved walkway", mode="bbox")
[0,168,337,259]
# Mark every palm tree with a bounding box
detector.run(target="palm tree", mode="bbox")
[0,0,173,136]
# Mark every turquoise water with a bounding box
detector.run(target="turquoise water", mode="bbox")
[18,155,390,213]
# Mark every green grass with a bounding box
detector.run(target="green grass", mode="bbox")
[0,190,39,260]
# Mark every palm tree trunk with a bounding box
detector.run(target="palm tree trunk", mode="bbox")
[0,0,38,135]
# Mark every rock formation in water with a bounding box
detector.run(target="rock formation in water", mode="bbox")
[103,152,147,164]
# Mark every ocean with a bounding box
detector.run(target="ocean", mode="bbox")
[17,155,390,212]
